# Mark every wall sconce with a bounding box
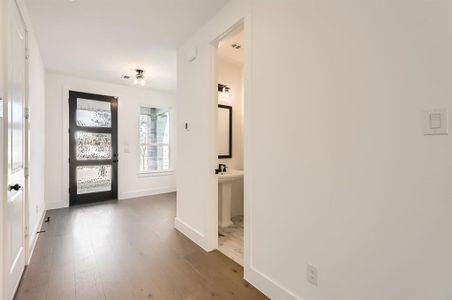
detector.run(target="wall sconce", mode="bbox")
[218,83,230,99]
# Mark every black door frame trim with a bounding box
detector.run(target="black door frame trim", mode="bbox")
[69,91,118,206]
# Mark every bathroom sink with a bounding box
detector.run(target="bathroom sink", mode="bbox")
[218,169,244,183]
[218,169,243,228]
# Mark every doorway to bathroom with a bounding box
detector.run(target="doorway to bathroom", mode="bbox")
[215,25,245,266]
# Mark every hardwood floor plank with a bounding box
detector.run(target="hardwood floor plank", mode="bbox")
[15,193,268,300]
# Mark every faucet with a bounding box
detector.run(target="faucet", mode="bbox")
[216,164,227,174]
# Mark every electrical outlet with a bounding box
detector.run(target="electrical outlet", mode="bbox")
[307,264,318,286]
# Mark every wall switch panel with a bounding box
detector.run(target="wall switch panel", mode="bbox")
[423,108,448,135]
[307,263,318,286]
[123,142,130,153]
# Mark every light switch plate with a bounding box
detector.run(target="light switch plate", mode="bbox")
[306,264,318,286]
[423,108,448,135]
[124,142,130,153]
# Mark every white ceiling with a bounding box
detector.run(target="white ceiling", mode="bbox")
[25,0,229,91]
[218,30,244,66]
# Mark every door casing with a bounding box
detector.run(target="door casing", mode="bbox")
[2,0,30,299]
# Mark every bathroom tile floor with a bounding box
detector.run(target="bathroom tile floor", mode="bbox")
[218,216,244,266]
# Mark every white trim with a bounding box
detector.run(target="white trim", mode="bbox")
[61,86,70,208]
[118,186,176,200]
[47,187,178,208]
[245,266,302,300]
[46,200,67,211]
[26,209,45,265]
[207,11,298,300]
[3,1,29,299]
[174,217,211,251]
[138,105,174,175]
[8,247,23,300]
[137,169,175,177]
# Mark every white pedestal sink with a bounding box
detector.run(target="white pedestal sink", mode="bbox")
[218,169,244,228]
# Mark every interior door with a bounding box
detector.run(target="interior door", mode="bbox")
[5,1,26,299]
[69,91,118,206]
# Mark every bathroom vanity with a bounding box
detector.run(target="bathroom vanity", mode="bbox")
[218,169,243,228]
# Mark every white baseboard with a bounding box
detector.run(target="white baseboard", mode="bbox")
[27,210,46,265]
[46,187,176,209]
[245,265,302,300]
[174,217,209,250]
[118,186,176,200]
[46,200,68,210]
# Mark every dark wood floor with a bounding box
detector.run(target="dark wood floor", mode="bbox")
[15,193,268,300]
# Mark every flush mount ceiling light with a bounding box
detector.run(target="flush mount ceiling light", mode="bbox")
[134,69,146,86]
[231,43,241,49]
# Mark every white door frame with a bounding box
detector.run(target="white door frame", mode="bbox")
[208,16,253,276]
[2,0,30,298]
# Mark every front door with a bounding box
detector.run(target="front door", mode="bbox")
[69,91,118,206]
[5,0,27,299]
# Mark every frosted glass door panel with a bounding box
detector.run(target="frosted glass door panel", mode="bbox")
[76,98,111,127]
[76,132,112,160]
[11,79,24,171]
[76,165,112,194]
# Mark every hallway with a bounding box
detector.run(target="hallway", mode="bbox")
[15,193,267,300]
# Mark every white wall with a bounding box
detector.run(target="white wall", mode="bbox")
[25,10,46,255]
[218,57,243,217]
[177,1,452,299]
[45,72,176,209]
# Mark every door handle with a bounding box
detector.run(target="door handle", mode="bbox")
[8,184,22,191]
[113,159,118,163]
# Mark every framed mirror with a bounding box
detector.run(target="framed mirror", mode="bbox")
[218,104,232,158]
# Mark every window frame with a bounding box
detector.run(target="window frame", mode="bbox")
[138,104,173,175]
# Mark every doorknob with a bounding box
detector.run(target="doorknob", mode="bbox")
[8,184,22,191]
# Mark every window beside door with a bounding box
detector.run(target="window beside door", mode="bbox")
[139,106,171,172]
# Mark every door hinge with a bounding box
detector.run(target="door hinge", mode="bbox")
[24,167,30,178]
[68,128,70,134]
[24,107,30,120]
[68,157,70,163]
